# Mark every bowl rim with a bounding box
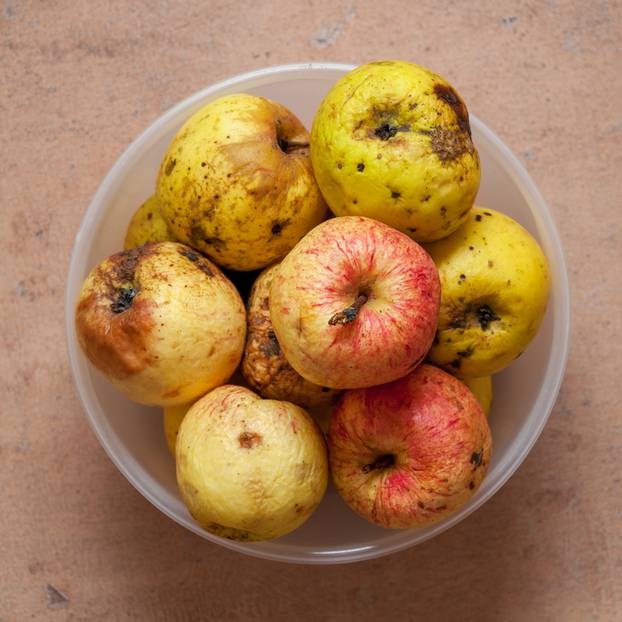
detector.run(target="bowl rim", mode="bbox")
[65,62,570,565]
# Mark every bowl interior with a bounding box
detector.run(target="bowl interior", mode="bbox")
[66,63,569,564]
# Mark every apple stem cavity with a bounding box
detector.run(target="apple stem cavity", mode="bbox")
[328,293,369,326]
[276,137,310,154]
[111,287,137,314]
[362,453,395,474]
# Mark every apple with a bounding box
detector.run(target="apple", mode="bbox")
[123,195,175,250]
[75,242,246,406]
[425,206,550,377]
[269,216,440,389]
[328,364,492,529]
[176,385,328,541]
[311,60,480,242]
[242,263,342,407]
[156,93,327,270]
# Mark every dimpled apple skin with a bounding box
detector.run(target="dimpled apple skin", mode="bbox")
[269,216,440,390]
[242,263,342,408]
[311,60,480,242]
[75,242,246,407]
[426,207,550,377]
[156,94,327,271]
[328,364,492,529]
[123,195,176,250]
[176,385,328,541]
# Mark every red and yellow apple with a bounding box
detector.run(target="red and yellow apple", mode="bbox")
[328,364,492,528]
[270,216,440,389]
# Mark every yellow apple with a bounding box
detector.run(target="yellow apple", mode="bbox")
[123,195,175,250]
[311,60,480,242]
[463,376,492,416]
[156,94,327,270]
[163,403,191,456]
[426,207,550,377]
[176,385,328,541]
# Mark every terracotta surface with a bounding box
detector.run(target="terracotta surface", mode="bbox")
[2,1,621,620]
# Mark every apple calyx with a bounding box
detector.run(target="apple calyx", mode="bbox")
[328,293,368,326]
[362,453,395,473]
[111,287,137,314]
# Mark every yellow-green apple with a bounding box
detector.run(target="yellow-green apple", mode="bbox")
[425,206,550,377]
[242,263,342,407]
[75,242,246,406]
[156,94,327,270]
[123,195,175,250]
[269,216,440,389]
[176,385,328,541]
[328,364,492,528]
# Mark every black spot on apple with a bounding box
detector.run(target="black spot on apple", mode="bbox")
[357,162,365,172]
[450,359,461,369]
[164,158,176,176]
[362,453,395,473]
[374,123,399,140]
[111,287,137,314]
[475,214,482,222]
[408,227,417,233]
[440,206,447,216]
[391,190,401,199]
[459,273,466,281]
[476,304,500,330]
[320,386,331,392]
[180,248,214,277]
[470,450,484,468]
[422,194,431,202]
[260,330,281,357]
[457,346,474,357]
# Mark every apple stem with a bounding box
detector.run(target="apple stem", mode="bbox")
[328,293,368,326]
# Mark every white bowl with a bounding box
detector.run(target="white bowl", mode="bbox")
[65,63,570,564]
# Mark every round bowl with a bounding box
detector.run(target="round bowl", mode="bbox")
[65,63,570,564]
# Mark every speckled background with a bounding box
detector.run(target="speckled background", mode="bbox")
[2,1,621,620]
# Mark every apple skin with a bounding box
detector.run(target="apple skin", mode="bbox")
[176,385,328,541]
[156,94,327,271]
[328,364,492,529]
[75,242,246,406]
[269,216,440,389]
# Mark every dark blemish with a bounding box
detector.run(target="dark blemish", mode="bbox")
[180,248,214,276]
[469,246,474,250]
[239,431,262,448]
[164,158,176,176]
[45,584,69,609]
[213,194,220,200]
[320,387,331,392]
[352,199,358,204]
[357,162,365,172]
[374,123,398,140]
[337,162,343,169]
[475,214,482,221]
[450,359,462,369]
[271,223,282,235]
[147,212,153,221]
[459,274,466,281]
[391,191,401,199]
[227,173,231,178]
[180,250,199,262]
[471,450,484,468]
[259,330,281,357]
[417,501,425,509]
[328,293,368,326]
[408,227,417,233]
[484,211,492,216]
[433,83,471,135]
[422,125,474,162]
[457,346,474,357]
[111,287,137,314]
[376,153,382,159]
[362,453,395,473]
[422,195,431,202]
[469,481,475,490]
[449,317,466,329]
[440,206,447,216]
[437,505,447,511]
[488,260,494,268]
[507,279,511,285]
[409,102,418,110]
[203,237,226,249]
[476,304,500,330]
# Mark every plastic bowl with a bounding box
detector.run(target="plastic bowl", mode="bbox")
[65,63,570,564]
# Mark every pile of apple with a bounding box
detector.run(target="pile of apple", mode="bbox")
[75,61,550,541]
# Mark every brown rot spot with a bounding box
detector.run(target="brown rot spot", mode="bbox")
[440,206,447,216]
[362,453,395,473]
[469,246,474,250]
[337,162,343,169]
[433,83,471,135]
[111,287,137,314]
[164,158,176,176]
[488,260,494,268]
[352,199,358,204]
[422,126,474,162]
[469,481,475,490]
[271,219,290,236]
[328,293,368,326]
[147,212,153,221]
[391,190,401,199]
[374,123,398,140]
[450,359,462,369]
[357,162,365,172]
[471,450,484,468]
[259,330,281,357]
[200,162,206,167]
[476,304,500,330]
[475,214,482,222]
[239,431,263,449]
[417,501,425,509]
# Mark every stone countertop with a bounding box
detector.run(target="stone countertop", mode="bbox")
[2,1,620,620]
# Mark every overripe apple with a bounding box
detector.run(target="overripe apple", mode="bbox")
[270,216,440,389]
[156,94,327,270]
[176,385,328,541]
[75,242,246,406]
[328,364,492,529]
